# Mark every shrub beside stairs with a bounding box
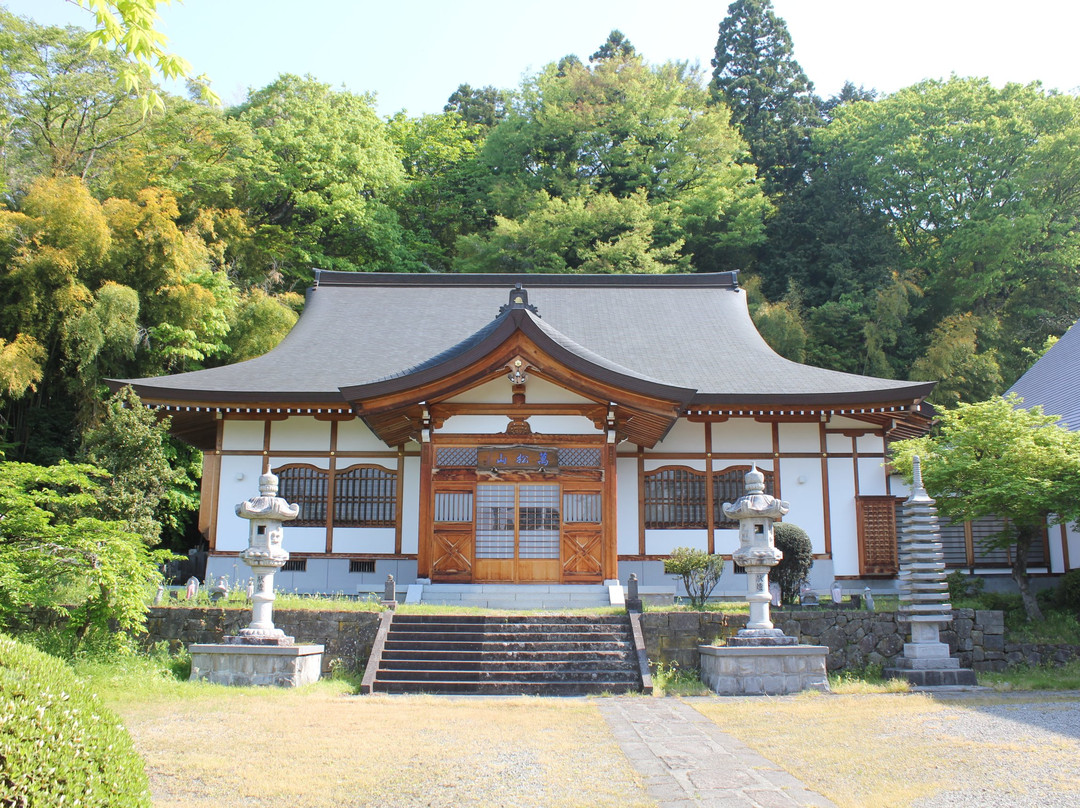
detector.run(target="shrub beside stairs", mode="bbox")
[361,613,649,695]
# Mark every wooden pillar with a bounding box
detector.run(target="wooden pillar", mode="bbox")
[416,440,434,579]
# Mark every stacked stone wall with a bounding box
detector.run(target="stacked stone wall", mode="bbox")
[641,608,1016,673]
[143,607,381,674]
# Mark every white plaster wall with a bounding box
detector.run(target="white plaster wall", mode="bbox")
[827,456,859,576]
[712,419,772,454]
[857,457,889,496]
[652,419,706,453]
[400,456,421,555]
[825,432,852,454]
[778,422,820,453]
[437,415,513,434]
[221,420,263,450]
[713,527,741,556]
[527,415,602,434]
[857,433,885,454]
[616,456,640,555]
[270,417,331,452]
[644,458,707,472]
[214,455,265,551]
[715,458,774,474]
[829,415,873,430]
[337,418,390,452]
[332,528,395,554]
[443,376,594,405]
[645,529,707,555]
[268,455,326,472]
[279,528,333,553]
[778,457,826,554]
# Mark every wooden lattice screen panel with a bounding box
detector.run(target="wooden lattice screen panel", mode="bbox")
[856,496,900,576]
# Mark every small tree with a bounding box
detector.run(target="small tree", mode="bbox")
[0,460,166,641]
[772,522,813,604]
[891,395,1080,622]
[664,547,725,609]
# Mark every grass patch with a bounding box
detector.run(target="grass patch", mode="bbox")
[828,664,910,694]
[159,589,386,612]
[651,660,710,696]
[979,659,1080,690]
[83,660,653,808]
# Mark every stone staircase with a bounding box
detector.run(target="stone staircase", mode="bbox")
[365,614,644,695]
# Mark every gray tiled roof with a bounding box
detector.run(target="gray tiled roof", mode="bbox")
[1007,318,1080,430]
[115,272,934,406]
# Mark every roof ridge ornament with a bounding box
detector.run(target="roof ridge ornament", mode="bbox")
[498,283,540,317]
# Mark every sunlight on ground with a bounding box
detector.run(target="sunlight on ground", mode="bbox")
[105,679,655,808]
[690,692,1080,808]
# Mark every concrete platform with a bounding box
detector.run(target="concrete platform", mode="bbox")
[699,644,830,696]
[189,643,324,687]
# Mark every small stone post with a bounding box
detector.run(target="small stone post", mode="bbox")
[722,465,794,646]
[234,473,299,645]
[382,574,397,609]
[626,573,642,612]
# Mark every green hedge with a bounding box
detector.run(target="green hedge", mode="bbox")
[0,633,150,807]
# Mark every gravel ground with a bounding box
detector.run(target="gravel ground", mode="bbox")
[911,693,1080,808]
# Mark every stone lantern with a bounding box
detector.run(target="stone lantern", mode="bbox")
[722,465,794,646]
[234,472,299,645]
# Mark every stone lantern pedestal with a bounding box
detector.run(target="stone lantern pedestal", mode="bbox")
[189,473,324,687]
[698,466,829,695]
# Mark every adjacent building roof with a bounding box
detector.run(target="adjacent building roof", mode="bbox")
[1007,318,1080,430]
[114,271,934,408]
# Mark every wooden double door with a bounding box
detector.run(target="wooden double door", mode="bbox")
[431,480,604,584]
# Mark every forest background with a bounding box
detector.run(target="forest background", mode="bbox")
[2,0,1079,555]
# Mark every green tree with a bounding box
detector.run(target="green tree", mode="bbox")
[79,386,199,548]
[444,83,510,131]
[664,546,725,609]
[0,9,144,189]
[818,77,1080,384]
[232,74,408,280]
[773,522,813,604]
[471,52,769,271]
[589,29,636,63]
[0,459,165,638]
[709,0,822,192]
[891,395,1080,621]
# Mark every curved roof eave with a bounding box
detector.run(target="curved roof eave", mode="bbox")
[688,381,938,408]
[339,307,698,407]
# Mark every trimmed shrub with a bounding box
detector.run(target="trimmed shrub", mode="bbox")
[773,522,813,604]
[1058,568,1080,611]
[664,546,725,608]
[0,633,151,807]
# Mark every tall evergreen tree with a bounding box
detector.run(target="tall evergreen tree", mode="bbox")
[709,0,821,191]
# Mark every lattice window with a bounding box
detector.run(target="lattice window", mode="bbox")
[563,493,601,523]
[857,496,900,576]
[561,447,602,467]
[334,465,396,527]
[349,559,376,573]
[282,558,307,572]
[967,516,1047,568]
[476,485,515,558]
[927,507,969,568]
[436,447,478,467]
[275,465,328,526]
[644,467,707,529]
[434,491,473,522]
[518,485,560,559]
[712,466,774,530]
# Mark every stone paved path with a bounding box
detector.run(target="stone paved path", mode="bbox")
[598,698,838,808]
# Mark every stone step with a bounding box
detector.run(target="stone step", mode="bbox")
[376,668,641,683]
[380,657,633,673]
[381,648,631,664]
[382,640,631,654]
[374,679,640,696]
[386,629,629,644]
[390,614,629,626]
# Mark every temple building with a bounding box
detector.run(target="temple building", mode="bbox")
[115,271,938,596]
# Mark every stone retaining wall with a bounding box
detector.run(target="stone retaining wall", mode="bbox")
[143,607,381,674]
[640,608,1015,673]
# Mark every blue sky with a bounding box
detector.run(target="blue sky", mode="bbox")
[7,1,1079,115]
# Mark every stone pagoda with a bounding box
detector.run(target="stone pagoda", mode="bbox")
[885,456,977,686]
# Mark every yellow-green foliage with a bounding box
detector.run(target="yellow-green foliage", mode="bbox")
[0,633,151,807]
